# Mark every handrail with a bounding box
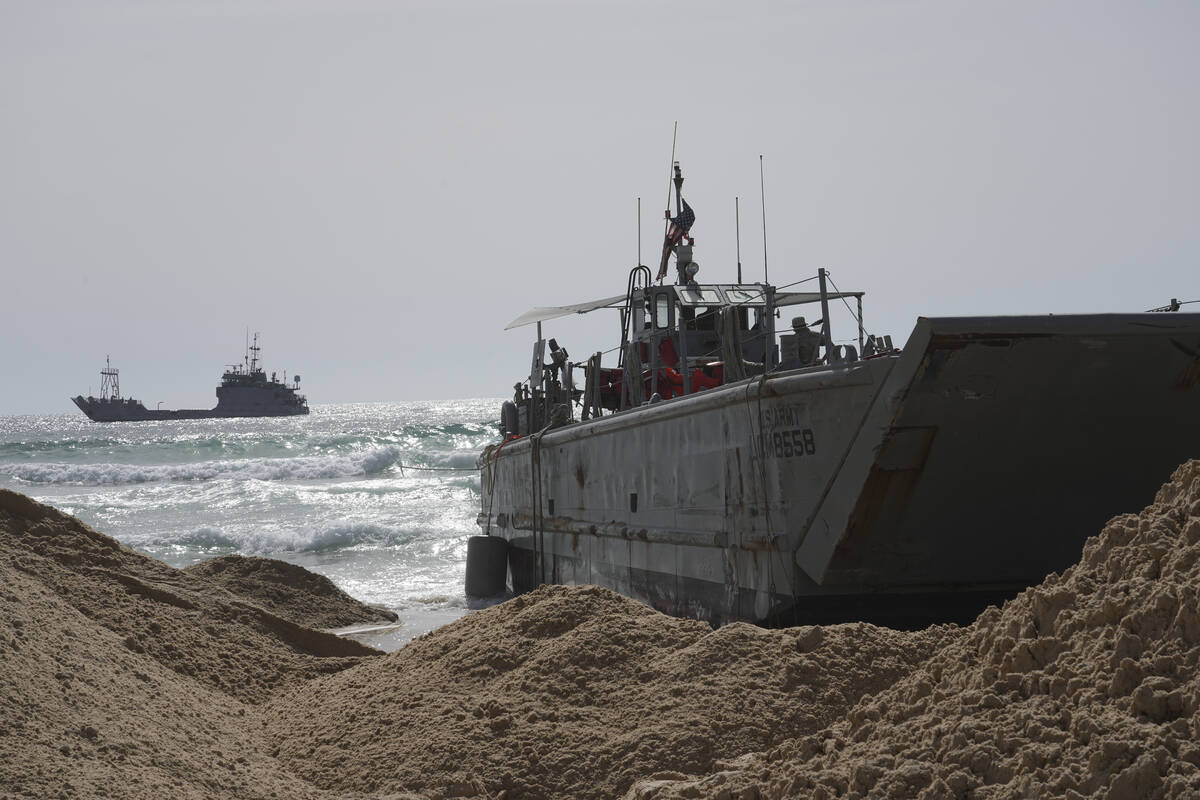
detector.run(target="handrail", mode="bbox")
[619,265,652,368]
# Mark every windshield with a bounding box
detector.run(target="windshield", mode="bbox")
[723,287,764,304]
[678,287,724,306]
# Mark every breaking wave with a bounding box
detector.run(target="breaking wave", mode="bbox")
[7,445,403,486]
[164,520,419,554]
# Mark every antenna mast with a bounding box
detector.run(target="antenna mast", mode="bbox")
[100,355,120,400]
[249,332,261,373]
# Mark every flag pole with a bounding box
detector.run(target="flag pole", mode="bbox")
[664,121,678,219]
[657,122,678,283]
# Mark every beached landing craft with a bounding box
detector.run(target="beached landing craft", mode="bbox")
[72,333,308,422]
[473,163,1200,628]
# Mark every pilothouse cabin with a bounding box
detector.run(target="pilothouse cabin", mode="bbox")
[502,164,869,438]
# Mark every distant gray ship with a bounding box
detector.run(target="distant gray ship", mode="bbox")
[72,334,309,422]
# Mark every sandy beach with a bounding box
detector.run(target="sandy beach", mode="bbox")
[2,461,1198,799]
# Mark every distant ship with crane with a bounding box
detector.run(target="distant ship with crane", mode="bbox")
[71,333,309,422]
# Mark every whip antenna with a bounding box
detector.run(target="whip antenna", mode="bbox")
[759,154,769,284]
[735,196,742,283]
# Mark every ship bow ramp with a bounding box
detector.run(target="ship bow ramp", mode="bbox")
[798,312,1200,600]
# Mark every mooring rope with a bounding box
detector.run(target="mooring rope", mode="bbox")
[396,462,477,474]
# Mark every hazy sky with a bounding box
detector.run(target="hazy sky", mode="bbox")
[3,0,1197,416]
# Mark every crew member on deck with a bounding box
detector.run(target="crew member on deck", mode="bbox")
[793,317,823,365]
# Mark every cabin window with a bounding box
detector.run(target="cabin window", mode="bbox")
[739,307,768,338]
[655,294,670,329]
[683,305,718,332]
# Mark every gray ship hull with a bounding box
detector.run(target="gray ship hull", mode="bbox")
[71,396,309,422]
[478,313,1200,627]
[72,397,216,422]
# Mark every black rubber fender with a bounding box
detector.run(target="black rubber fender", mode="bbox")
[465,535,509,598]
[501,401,519,437]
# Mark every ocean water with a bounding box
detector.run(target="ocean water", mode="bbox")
[0,400,502,648]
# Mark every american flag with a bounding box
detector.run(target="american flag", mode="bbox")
[657,198,696,280]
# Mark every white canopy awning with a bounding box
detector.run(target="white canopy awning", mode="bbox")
[505,289,864,329]
[775,290,863,307]
[504,294,627,330]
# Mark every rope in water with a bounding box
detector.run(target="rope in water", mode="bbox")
[397,462,477,474]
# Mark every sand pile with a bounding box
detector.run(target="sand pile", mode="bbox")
[263,584,958,799]
[0,490,396,799]
[6,457,1199,800]
[0,490,380,704]
[0,555,331,799]
[628,460,1200,800]
[3,485,953,800]
[184,554,397,630]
